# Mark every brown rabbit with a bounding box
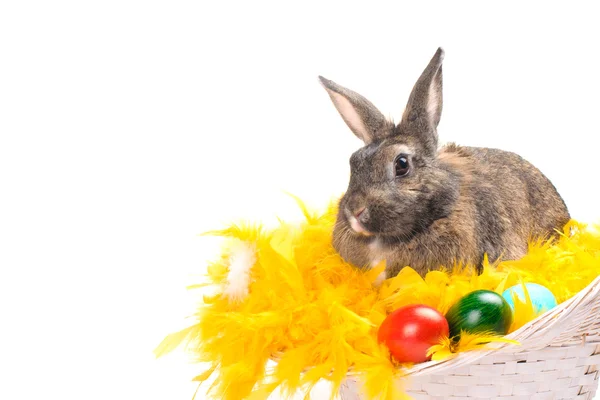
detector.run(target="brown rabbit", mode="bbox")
[319,48,570,278]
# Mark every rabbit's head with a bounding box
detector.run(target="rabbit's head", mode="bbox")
[321,48,461,243]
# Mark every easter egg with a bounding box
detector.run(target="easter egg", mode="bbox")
[502,283,557,314]
[445,290,513,339]
[378,304,449,363]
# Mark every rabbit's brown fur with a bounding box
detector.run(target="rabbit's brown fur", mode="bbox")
[320,48,569,277]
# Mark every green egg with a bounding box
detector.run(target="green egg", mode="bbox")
[445,290,513,339]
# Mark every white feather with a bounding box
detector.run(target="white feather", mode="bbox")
[223,240,256,302]
[370,239,387,287]
[374,270,387,287]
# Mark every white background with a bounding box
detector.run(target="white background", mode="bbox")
[1,1,599,399]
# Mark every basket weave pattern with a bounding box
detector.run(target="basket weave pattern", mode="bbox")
[339,276,600,399]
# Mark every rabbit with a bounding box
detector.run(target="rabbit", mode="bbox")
[319,48,570,278]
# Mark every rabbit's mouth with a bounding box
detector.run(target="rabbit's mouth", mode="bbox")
[348,215,374,236]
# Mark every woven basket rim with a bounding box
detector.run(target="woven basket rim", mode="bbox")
[403,274,600,376]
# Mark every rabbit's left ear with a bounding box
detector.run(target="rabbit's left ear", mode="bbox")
[399,48,444,152]
[319,76,391,145]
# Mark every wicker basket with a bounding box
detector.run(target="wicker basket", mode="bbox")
[339,276,600,400]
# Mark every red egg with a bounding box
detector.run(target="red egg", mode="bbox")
[378,304,449,363]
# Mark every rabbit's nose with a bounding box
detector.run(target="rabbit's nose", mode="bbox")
[348,206,371,236]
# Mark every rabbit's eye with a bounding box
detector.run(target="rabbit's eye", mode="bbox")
[394,155,410,177]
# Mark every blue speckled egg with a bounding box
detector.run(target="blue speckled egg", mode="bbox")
[502,283,557,314]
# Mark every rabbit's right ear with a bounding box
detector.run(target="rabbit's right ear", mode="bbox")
[319,76,390,145]
[398,48,444,155]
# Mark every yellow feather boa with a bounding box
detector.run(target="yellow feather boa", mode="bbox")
[155,197,600,400]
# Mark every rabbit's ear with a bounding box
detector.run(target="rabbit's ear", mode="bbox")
[399,48,444,151]
[319,76,390,145]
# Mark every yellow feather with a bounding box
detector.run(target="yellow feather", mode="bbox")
[155,196,600,400]
[192,365,217,382]
[427,331,520,362]
[153,325,198,358]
